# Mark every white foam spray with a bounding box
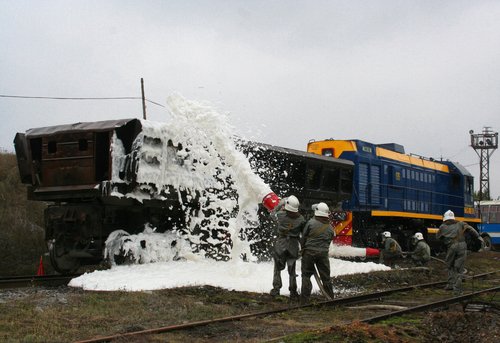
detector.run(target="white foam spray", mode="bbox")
[107,94,273,263]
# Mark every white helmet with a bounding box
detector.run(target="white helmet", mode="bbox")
[314,202,330,217]
[443,210,455,221]
[414,232,424,240]
[284,195,299,212]
[382,231,391,238]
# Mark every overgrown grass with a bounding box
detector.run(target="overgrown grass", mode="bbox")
[0,152,48,276]
[0,286,262,342]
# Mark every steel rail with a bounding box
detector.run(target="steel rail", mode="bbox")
[361,285,500,324]
[74,270,500,343]
[317,270,498,307]
[0,274,81,289]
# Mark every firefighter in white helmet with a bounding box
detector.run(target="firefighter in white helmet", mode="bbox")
[300,202,335,303]
[379,231,403,267]
[408,232,431,266]
[269,195,306,299]
[437,210,483,295]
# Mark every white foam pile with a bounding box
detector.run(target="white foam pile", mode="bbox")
[69,257,389,292]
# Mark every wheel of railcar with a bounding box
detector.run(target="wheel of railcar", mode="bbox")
[482,235,492,251]
[104,229,135,266]
[49,236,81,274]
[465,230,483,252]
[110,249,135,265]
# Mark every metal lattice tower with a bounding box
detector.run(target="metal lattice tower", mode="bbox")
[470,127,498,200]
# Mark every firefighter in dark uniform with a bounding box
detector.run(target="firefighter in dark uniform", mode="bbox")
[380,231,403,267]
[270,195,306,298]
[437,210,483,295]
[409,232,431,266]
[300,202,335,303]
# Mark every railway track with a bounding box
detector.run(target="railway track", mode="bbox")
[74,270,500,343]
[0,274,81,289]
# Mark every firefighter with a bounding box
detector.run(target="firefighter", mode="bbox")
[437,210,483,295]
[409,232,431,266]
[269,195,306,298]
[379,231,403,267]
[300,202,335,303]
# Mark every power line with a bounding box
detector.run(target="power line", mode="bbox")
[0,94,165,107]
[448,145,469,159]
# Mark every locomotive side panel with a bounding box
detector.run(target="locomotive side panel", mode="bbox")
[307,139,479,252]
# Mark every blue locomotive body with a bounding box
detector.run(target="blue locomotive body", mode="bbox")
[340,140,474,218]
[308,139,479,251]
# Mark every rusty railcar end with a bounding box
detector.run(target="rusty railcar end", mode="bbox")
[20,118,141,201]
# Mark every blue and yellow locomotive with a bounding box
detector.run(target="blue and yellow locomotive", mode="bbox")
[307,139,479,251]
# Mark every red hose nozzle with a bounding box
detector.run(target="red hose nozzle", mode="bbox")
[262,192,280,211]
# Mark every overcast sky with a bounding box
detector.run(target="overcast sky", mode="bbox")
[1,0,499,198]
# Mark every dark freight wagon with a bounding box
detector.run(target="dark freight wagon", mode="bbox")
[14,119,192,273]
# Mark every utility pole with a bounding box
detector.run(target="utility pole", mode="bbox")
[470,127,498,200]
[141,78,147,120]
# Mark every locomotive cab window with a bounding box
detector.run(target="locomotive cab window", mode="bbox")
[490,205,500,223]
[481,206,489,223]
[322,148,334,157]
